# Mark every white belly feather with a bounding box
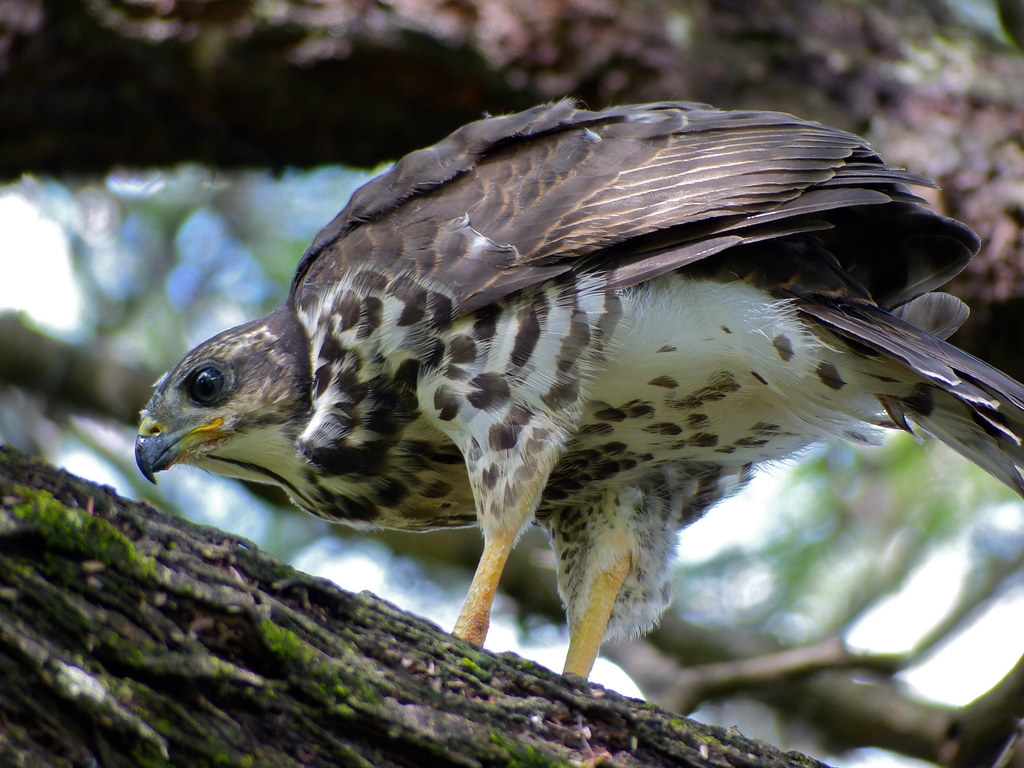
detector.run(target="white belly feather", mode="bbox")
[577,276,887,471]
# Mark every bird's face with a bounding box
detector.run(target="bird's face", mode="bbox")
[136,310,311,486]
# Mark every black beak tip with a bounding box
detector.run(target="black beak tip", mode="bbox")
[135,436,161,485]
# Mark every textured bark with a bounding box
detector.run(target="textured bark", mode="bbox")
[0,443,834,768]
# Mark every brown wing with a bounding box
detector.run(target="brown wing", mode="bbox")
[290,100,977,314]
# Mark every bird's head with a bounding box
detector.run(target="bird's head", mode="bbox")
[136,308,311,486]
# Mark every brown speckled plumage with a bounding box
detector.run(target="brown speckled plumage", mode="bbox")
[137,101,1024,677]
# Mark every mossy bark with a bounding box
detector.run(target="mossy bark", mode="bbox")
[0,444,830,768]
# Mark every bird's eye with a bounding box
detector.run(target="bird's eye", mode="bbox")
[188,367,226,405]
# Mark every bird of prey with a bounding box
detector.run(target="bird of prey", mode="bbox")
[136,101,1024,679]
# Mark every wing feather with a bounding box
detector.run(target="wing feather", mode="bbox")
[795,299,1024,495]
[291,100,976,317]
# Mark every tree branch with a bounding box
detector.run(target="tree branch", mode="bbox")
[657,637,905,715]
[0,312,156,424]
[0,444,837,767]
[611,613,957,765]
[946,652,1024,768]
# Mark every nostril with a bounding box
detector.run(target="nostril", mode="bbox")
[147,425,162,436]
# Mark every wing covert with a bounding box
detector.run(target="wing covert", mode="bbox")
[290,101,976,316]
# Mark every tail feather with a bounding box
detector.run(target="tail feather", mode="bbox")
[891,292,970,341]
[796,297,1024,498]
[898,386,1024,496]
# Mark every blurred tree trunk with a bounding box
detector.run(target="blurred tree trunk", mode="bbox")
[1,444,834,768]
[2,0,1022,371]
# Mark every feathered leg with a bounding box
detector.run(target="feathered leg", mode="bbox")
[563,539,632,677]
[548,484,687,678]
[451,430,562,648]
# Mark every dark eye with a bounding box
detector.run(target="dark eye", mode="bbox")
[189,367,225,405]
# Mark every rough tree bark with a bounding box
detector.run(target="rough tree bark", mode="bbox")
[2,443,834,768]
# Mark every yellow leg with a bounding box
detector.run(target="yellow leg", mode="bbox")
[452,524,519,646]
[563,551,631,678]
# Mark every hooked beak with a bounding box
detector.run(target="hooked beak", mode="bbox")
[135,416,225,484]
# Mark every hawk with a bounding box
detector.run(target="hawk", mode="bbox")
[136,101,1024,678]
